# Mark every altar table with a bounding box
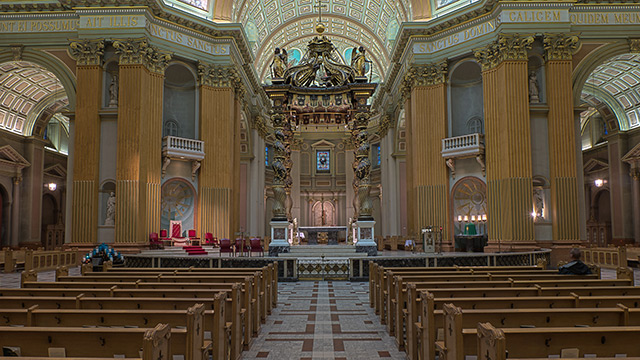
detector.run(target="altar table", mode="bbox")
[299,226,347,245]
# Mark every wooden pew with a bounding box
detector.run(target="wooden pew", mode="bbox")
[431,303,640,360]
[0,289,244,360]
[390,277,629,351]
[477,322,640,360]
[0,300,227,360]
[0,323,172,360]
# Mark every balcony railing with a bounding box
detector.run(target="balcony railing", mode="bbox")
[441,133,485,158]
[162,136,205,160]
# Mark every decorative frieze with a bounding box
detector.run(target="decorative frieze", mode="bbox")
[474,34,534,70]
[544,34,580,61]
[401,61,448,99]
[112,38,172,74]
[197,62,245,98]
[68,39,105,66]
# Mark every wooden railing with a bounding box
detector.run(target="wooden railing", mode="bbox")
[3,248,79,273]
[582,246,627,269]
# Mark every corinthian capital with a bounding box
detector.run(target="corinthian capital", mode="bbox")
[400,61,448,98]
[474,44,500,71]
[113,38,172,74]
[198,62,245,98]
[544,34,580,61]
[68,39,105,66]
[497,34,534,61]
[629,39,640,53]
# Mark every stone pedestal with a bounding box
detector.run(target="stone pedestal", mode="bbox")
[355,220,377,256]
[269,220,290,256]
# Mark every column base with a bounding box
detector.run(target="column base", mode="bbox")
[269,220,290,257]
[355,220,377,256]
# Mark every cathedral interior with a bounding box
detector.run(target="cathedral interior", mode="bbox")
[0,0,639,262]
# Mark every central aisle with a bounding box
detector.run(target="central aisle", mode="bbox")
[241,280,406,360]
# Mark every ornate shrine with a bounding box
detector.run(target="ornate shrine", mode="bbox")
[264,21,378,256]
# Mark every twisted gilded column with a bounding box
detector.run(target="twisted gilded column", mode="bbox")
[401,62,450,241]
[352,112,373,220]
[197,63,244,239]
[113,38,171,244]
[544,34,581,242]
[68,39,104,244]
[269,112,290,221]
[475,34,535,246]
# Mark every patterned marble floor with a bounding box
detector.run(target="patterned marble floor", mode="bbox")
[240,280,407,360]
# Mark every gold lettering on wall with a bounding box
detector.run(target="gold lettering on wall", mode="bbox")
[570,12,640,25]
[504,10,563,23]
[413,19,497,55]
[147,23,229,56]
[0,19,79,33]
[81,15,144,29]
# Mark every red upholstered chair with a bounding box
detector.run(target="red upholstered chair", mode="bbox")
[205,233,219,247]
[188,229,200,246]
[235,238,250,257]
[149,232,163,249]
[249,238,264,257]
[219,239,233,257]
[170,221,183,238]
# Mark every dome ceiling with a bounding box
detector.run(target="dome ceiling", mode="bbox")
[0,61,66,136]
[232,0,411,83]
[585,53,640,131]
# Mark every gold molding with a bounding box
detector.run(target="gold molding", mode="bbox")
[474,34,534,70]
[68,39,105,66]
[544,33,580,61]
[197,62,245,99]
[401,60,448,98]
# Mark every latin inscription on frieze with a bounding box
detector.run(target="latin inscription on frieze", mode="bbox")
[147,23,229,56]
[413,19,497,54]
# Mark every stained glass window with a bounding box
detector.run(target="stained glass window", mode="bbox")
[265,146,269,166]
[317,150,330,171]
[377,145,381,166]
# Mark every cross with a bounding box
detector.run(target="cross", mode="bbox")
[314,0,329,25]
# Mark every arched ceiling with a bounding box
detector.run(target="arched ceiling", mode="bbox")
[0,61,67,136]
[584,53,640,131]
[231,0,411,83]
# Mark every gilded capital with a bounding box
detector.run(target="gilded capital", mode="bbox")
[401,61,448,98]
[497,34,534,61]
[197,62,245,98]
[113,38,172,74]
[68,39,105,66]
[474,44,500,71]
[630,39,640,54]
[543,34,580,61]
[377,114,392,138]
[253,115,269,138]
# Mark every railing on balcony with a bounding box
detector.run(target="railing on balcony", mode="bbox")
[441,133,485,158]
[162,136,205,160]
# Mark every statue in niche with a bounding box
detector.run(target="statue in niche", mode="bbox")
[529,71,540,103]
[105,192,116,225]
[533,188,544,219]
[108,74,119,107]
[270,47,288,79]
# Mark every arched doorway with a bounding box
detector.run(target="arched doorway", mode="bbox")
[41,193,63,250]
[312,200,335,226]
[161,178,197,237]
[588,189,612,246]
[450,177,487,236]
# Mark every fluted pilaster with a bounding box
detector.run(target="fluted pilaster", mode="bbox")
[476,34,535,245]
[113,38,170,243]
[68,39,104,244]
[198,62,241,239]
[544,33,580,241]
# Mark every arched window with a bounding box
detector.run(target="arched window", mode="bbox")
[164,120,180,137]
[467,117,483,134]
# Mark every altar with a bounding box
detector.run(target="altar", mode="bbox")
[299,226,346,245]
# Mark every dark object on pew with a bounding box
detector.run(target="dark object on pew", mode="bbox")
[454,235,488,252]
[559,260,592,275]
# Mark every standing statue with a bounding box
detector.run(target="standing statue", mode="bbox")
[271,47,288,79]
[105,192,116,225]
[533,188,544,219]
[529,71,540,103]
[108,74,118,107]
[350,46,370,77]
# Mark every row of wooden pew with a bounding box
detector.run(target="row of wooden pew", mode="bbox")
[369,262,640,360]
[0,263,278,360]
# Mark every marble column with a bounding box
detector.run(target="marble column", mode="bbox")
[606,133,634,242]
[291,145,302,222]
[345,146,355,221]
[11,176,20,247]
[197,62,243,240]
[21,138,45,244]
[403,94,415,235]
[68,40,104,244]
[544,34,581,242]
[404,62,450,242]
[248,124,267,237]
[113,38,170,244]
[476,34,535,247]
